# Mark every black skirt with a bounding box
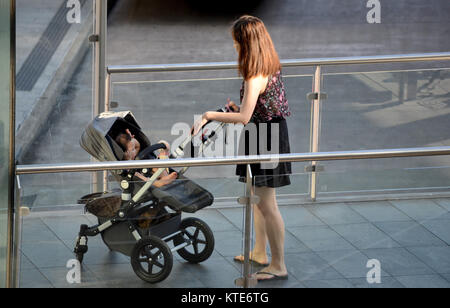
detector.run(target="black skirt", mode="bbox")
[236,118,292,188]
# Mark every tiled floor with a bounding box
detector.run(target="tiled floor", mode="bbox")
[18,197,450,288]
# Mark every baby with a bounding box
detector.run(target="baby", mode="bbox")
[116,129,141,160]
[115,129,177,188]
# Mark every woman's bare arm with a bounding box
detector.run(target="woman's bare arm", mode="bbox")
[192,75,268,134]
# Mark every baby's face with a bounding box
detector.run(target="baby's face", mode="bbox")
[124,138,140,160]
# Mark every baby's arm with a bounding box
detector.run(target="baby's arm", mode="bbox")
[135,170,178,187]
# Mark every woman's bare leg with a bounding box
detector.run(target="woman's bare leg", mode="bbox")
[234,203,269,264]
[254,186,287,279]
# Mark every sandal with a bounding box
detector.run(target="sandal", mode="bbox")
[256,271,289,281]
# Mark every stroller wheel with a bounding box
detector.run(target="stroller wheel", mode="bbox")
[174,217,215,263]
[131,235,173,284]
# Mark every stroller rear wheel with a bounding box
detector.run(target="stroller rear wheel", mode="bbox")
[174,217,215,263]
[131,235,173,283]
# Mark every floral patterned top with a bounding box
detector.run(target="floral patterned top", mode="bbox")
[240,71,291,123]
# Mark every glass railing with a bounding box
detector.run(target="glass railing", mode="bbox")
[318,67,450,198]
[250,172,450,288]
[17,173,249,288]
[109,69,314,176]
[16,0,94,165]
[106,63,450,202]
[16,162,450,288]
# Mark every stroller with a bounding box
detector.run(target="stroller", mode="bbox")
[74,109,231,283]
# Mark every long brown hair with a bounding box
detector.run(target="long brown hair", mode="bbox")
[231,15,281,80]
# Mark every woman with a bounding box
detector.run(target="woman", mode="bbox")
[193,15,291,281]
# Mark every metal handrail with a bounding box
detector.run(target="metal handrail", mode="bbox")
[16,146,450,175]
[107,52,450,74]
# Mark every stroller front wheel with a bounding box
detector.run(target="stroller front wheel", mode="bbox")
[131,235,173,284]
[174,217,215,263]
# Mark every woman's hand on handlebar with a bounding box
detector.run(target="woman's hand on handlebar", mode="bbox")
[226,98,240,112]
[191,112,209,136]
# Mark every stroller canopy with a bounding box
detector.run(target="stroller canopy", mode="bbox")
[80,111,151,162]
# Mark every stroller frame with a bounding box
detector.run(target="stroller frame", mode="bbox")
[74,107,231,283]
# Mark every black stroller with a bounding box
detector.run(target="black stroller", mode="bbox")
[74,110,229,283]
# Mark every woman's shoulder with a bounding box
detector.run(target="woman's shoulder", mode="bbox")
[244,74,269,93]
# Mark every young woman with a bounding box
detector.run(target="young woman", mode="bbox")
[192,15,291,281]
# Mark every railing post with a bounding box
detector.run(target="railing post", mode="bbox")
[235,165,259,288]
[309,66,323,201]
[102,71,111,192]
[11,175,23,288]
[92,0,108,193]
[93,0,107,115]
[104,71,111,112]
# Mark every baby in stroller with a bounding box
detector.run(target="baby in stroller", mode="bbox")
[115,128,178,188]
[74,111,224,284]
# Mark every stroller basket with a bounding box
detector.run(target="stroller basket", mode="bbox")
[79,191,122,219]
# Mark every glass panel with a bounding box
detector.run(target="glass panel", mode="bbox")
[110,70,314,200]
[253,172,450,288]
[319,67,450,196]
[0,0,12,288]
[18,173,246,287]
[16,0,94,207]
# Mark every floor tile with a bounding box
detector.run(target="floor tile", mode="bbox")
[212,230,245,257]
[22,218,60,243]
[79,245,130,265]
[389,199,449,221]
[217,208,244,230]
[285,253,344,282]
[441,273,450,283]
[181,257,242,288]
[21,241,75,268]
[420,219,450,245]
[362,248,435,276]
[375,221,447,247]
[349,277,404,288]
[395,275,450,288]
[317,250,389,279]
[284,230,312,254]
[19,268,53,288]
[433,198,450,211]
[308,203,367,225]
[407,246,450,274]
[184,210,238,232]
[279,205,325,227]
[289,226,355,252]
[348,201,411,222]
[302,279,353,288]
[332,223,400,250]
[42,215,92,241]
[39,265,99,288]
